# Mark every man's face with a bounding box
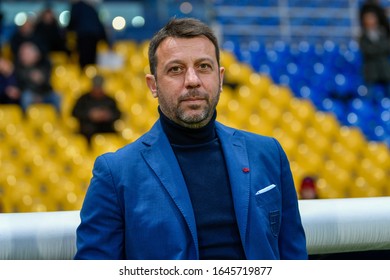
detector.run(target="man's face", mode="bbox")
[146,36,224,128]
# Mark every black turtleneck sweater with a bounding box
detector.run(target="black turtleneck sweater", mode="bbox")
[159,108,246,260]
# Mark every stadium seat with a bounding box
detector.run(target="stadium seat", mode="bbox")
[294,143,323,175]
[0,104,24,126]
[267,85,293,111]
[26,104,58,126]
[316,177,346,199]
[90,133,127,158]
[303,126,331,156]
[349,177,383,198]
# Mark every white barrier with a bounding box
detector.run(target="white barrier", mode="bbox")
[0,197,390,259]
[300,196,390,254]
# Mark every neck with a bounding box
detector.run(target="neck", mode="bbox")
[159,107,217,145]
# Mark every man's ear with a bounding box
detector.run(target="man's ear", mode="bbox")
[219,67,225,91]
[146,74,158,98]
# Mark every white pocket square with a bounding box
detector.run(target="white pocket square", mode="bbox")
[255,184,276,195]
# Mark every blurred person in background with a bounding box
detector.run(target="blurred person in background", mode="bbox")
[9,15,46,62]
[34,5,70,57]
[14,41,61,112]
[299,176,318,200]
[0,9,3,48]
[359,0,390,38]
[0,56,21,105]
[359,10,390,101]
[71,74,121,143]
[75,18,307,260]
[67,0,110,69]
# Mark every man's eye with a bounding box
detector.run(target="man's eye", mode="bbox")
[199,63,211,70]
[169,66,181,73]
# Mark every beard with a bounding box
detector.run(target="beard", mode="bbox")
[158,87,220,129]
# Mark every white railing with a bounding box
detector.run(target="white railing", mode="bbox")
[1,197,390,259]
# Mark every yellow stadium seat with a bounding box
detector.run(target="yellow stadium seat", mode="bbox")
[289,160,306,191]
[320,160,351,196]
[267,85,293,111]
[5,178,35,212]
[355,158,387,194]
[247,73,272,97]
[316,177,346,199]
[220,51,236,69]
[349,176,383,198]
[312,111,340,140]
[236,85,259,110]
[279,111,305,141]
[363,141,390,170]
[294,143,324,175]
[248,114,274,136]
[0,104,24,144]
[91,133,126,158]
[303,126,331,156]
[289,98,316,126]
[258,98,283,127]
[49,51,69,66]
[26,104,59,127]
[337,126,366,154]
[113,40,138,59]
[273,128,297,160]
[0,104,24,129]
[329,142,358,172]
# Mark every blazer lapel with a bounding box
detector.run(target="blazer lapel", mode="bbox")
[140,121,199,257]
[216,123,250,247]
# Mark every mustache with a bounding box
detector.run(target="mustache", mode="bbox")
[179,89,208,102]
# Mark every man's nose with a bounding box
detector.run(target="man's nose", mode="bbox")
[184,68,201,88]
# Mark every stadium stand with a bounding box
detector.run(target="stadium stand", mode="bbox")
[0,1,389,215]
[0,0,389,261]
[1,38,389,213]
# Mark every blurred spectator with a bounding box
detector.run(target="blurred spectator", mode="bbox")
[71,74,121,143]
[34,6,70,57]
[14,42,61,112]
[359,0,390,38]
[9,16,46,62]
[67,0,110,69]
[359,10,390,101]
[0,57,21,105]
[0,10,3,47]
[299,176,318,199]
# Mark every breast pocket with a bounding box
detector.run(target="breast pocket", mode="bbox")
[255,184,280,207]
[255,184,281,237]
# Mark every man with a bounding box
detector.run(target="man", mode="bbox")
[14,41,61,112]
[359,10,390,101]
[67,0,110,69]
[0,57,20,105]
[71,74,121,143]
[75,18,307,260]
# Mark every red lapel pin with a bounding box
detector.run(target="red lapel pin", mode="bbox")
[242,167,250,173]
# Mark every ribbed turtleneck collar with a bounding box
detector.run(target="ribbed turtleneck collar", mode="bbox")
[159,107,217,145]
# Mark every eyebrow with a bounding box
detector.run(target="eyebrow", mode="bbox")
[163,57,215,72]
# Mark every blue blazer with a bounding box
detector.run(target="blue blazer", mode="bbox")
[75,120,307,259]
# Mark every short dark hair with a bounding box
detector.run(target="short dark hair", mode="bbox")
[148,17,220,76]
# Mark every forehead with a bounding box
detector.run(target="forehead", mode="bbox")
[156,36,217,64]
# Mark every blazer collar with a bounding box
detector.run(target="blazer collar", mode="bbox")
[140,120,199,258]
[215,123,250,247]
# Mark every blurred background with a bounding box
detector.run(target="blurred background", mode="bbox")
[0,0,389,214]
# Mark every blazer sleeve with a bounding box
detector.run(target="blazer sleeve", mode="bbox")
[273,139,308,260]
[74,154,125,260]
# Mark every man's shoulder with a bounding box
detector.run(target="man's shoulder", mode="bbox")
[98,121,162,160]
[101,135,146,159]
[216,122,275,142]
